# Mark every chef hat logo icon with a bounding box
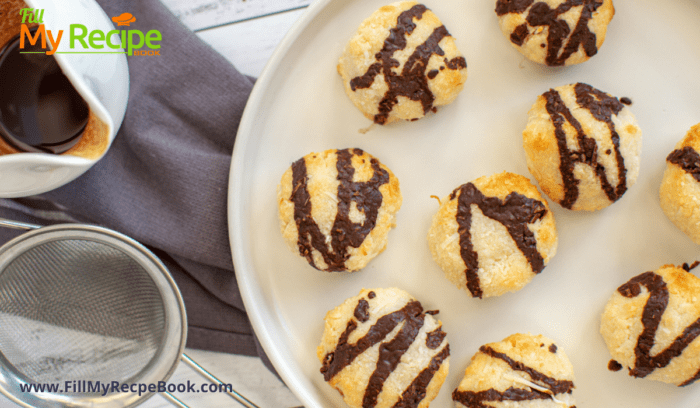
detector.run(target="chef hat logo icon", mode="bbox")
[112,13,136,26]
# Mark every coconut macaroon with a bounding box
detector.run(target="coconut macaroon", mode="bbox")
[338,1,468,125]
[318,288,450,408]
[452,333,576,408]
[495,0,615,66]
[600,263,700,387]
[523,83,641,211]
[277,148,401,272]
[427,172,557,299]
[660,123,700,245]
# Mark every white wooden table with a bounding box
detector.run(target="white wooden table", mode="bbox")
[0,1,314,407]
[166,0,313,78]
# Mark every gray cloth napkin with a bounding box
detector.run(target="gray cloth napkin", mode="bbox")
[0,0,275,371]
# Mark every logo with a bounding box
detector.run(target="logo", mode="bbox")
[19,8,43,24]
[111,13,136,27]
[18,8,161,56]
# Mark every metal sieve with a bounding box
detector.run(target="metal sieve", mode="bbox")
[0,219,259,408]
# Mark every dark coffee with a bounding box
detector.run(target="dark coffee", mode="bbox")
[0,28,89,154]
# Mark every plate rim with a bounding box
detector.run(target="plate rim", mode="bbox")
[228,0,335,406]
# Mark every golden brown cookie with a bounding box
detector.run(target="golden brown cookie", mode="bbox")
[338,1,468,125]
[600,263,700,386]
[495,0,615,66]
[523,83,641,211]
[660,123,700,245]
[427,172,557,298]
[277,148,401,272]
[452,333,576,407]
[318,288,450,408]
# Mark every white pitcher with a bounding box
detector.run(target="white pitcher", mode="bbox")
[0,0,129,197]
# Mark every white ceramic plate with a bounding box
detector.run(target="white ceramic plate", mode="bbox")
[229,0,700,407]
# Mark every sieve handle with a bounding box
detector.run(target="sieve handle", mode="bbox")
[161,391,190,408]
[181,353,261,408]
[0,218,41,230]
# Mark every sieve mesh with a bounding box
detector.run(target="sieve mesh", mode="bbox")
[0,238,166,386]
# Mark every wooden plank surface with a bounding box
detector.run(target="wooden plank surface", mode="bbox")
[0,316,300,407]
[137,349,301,407]
[165,0,313,32]
[0,349,300,407]
[196,7,307,77]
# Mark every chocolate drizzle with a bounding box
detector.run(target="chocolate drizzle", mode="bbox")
[617,271,700,385]
[608,359,622,372]
[354,299,370,322]
[482,346,574,393]
[495,0,534,15]
[394,346,450,408]
[543,83,627,209]
[452,345,575,407]
[496,0,603,66]
[349,4,467,124]
[510,23,529,46]
[667,146,700,183]
[320,299,449,407]
[290,148,390,271]
[450,182,547,298]
[453,387,558,408]
[426,327,446,349]
[445,56,467,70]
